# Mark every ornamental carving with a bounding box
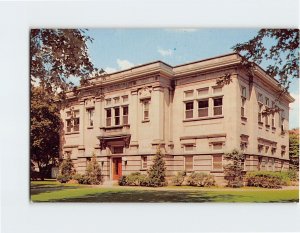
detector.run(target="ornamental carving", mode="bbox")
[138,86,152,100]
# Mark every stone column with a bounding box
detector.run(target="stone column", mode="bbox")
[152,86,164,145]
[129,89,138,148]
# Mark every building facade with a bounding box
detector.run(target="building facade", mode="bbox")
[60,53,294,184]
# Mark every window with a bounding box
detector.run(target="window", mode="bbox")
[213,86,222,94]
[86,157,91,166]
[281,117,285,133]
[271,147,276,155]
[185,155,193,171]
[112,146,123,154]
[258,93,263,103]
[122,95,128,103]
[114,97,120,104]
[212,143,223,151]
[141,156,147,169]
[265,146,269,154]
[185,102,194,119]
[106,98,111,106]
[184,144,194,152]
[114,107,120,125]
[258,104,263,123]
[87,108,94,127]
[265,97,269,106]
[198,100,209,117]
[122,106,129,125]
[240,142,247,152]
[184,90,194,98]
[241,98,246,117]
[213,98,223,116]
[271,113,275,128]
[265,113,269,126]
[268,158,274,171]
[66,119,72,132]
[65,111,79,132]
[241,86,246,98]
[258,144,263,153]
[106,109,112,126]
[143,100,150,121]
[198,87,209,96]
[212,155,222,170]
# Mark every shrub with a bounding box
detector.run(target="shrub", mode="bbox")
[85,154,103,185]
[223,149,245,188]
[172,171,186,186]
[245,171,291,189]
[118,175,127,186]
[126,172,144,186]
[57,154,75,183]
[186,172,215,187]
[147,147,167,187]
[139,175,150,187]
[73,174,90,184]
[286,170,299,181]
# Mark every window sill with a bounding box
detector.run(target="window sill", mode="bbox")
[65,131,80,135]
[265,124,270,128]
[183,116,224,122]
[258,121,263,125]
[87,126,93,129]
[272,127,276,130]
[142,119,150,123]
[140,169,147,171]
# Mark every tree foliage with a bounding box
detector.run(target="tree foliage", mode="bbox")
[57,154,76,183]
[85,154,103,185]
[30,86,61,178]
[30,29,99,95]
[223,149,245,188]
[233,29,299,89]
[147,147,167,187]
[289,128,299,170]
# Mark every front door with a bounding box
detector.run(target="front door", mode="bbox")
[112,158,122,180]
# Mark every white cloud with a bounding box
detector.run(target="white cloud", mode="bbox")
[104,67,117,74]
[165,28,198,33]
[289,92,299,128]
[158,48,173,57]
[116,59,134,70]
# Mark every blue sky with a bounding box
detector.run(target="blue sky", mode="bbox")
[85,29,299,128]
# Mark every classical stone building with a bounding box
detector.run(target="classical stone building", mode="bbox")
[60,53,294,184]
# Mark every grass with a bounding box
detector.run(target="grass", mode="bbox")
[30,180,299,203]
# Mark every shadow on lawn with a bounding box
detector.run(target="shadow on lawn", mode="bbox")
[45,190,244,203]
[30,184,82,195]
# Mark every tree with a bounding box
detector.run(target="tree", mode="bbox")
[232,29,299,90]
[30,86,61,179]
[223,149,245,188]
[30,29,100,94]
[85,153,103,185]
[289,128,299,170]
[147,147,167,187]
[57,154,76,183]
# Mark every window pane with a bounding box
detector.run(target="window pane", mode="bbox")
[115,107,120,116]
[186,102,193,110]
[198,108,208,117]
[123,106,128,115]
[106,109,111,117]
[198,100,208,108]
[214,98,222,106]
[213,106,222,115]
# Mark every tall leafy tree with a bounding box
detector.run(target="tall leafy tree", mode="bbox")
[30,86,61,178]
[232,29,299,90]
[30,29,99,178]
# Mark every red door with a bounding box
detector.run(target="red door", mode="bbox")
[112,158,122,180]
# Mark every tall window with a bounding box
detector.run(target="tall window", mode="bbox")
[123,106,129,125]
[143,100,150,121]
[87,108,94,127]
[265,112,269,126]
[106,109,112,126]
[198,100,209,117]
[241,86,246,117]
[73,117,80,131]
[185,101,193,119]
[141,156,147,169]
[212,155,222,170]
[114,107,120,125]
[271,113,275,128]
[281,117,285,133]
[258,93,263,103]
[265,97,269,106]
[213,98,223,116]
[185,155,193,172]
[66,119,72,132]
[258,104,263,123]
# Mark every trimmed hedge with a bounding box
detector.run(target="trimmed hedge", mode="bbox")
[118,172,149,186]
[245,171,291,189]
[186,172,215,187]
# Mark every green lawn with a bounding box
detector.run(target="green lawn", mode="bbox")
[30,180,299,203]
